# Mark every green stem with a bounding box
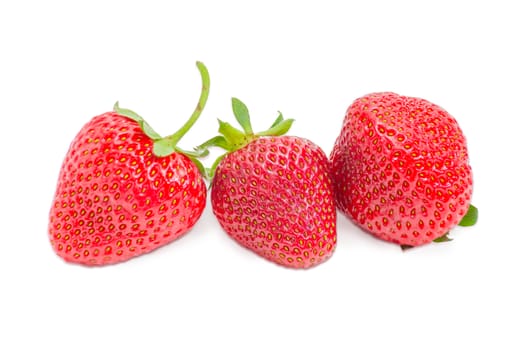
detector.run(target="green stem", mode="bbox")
[169,61,210,145]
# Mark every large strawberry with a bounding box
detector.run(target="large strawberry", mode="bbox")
[48,62,210,265]
[330,92,477,247]
[203,98,337,268]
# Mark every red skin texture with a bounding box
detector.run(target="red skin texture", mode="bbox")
[330,92,473,246]
[49,112,207,265]
[211,136,337,268]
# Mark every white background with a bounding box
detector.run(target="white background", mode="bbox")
[1,1,523,349]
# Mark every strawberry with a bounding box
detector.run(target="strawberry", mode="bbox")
[204,98,337,268]
[330,92,477,247]
[48,62,210,265]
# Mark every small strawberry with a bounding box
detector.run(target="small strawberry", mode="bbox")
[49,62,210,265]
[203,98,337,268]
[330,92,477,247]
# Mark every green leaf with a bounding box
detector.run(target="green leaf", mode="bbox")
[400,244,414,251]
[458,204,478,227]
[113,101,162,140]
[256,118,294,137]
[231,98,253,135]
[433,233,453,243]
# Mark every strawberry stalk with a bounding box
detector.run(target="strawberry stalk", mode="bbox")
[114,61,210,176]
[196,97,294,178]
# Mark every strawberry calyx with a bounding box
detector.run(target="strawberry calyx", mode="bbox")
[197,97,294,178]
[402,203,478,250]
[113,61,210,177]
[458,204,478,227]
[434,204,478,243]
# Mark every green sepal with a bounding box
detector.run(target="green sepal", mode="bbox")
[153,139,175,157]
[433,233,453,243]
[218,120,253,148]
[152,139,208,158]
[187,156,208,181]
[113,102,162,140]
[218,120,244,143]
[177,147,209,158]
[458,204,478,227]
[401,232,453,250]
[200,97,294,180]
[231,97,253,135]
[256,118,294,137]
[270,112,284,128]
[195,136,232,153]
[208,154,226,179]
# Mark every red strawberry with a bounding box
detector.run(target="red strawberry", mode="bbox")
[205,98,336,268]
[48,62,210,265]
[330,92,477,247]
